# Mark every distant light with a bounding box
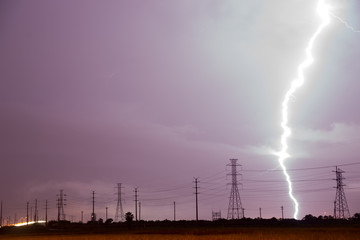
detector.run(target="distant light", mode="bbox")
[14,220,46,227]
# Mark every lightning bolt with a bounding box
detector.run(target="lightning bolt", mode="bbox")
[277,0,330,219]
[330,12,360,33]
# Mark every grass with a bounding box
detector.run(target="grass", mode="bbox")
[2,227,360,240]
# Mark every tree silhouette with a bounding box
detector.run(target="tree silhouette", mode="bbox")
[105,218,113,224]
[125,212,134,222]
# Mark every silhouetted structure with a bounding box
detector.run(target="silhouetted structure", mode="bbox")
[139,202,141,221]
[173,201,176,221]
[57,190,66,221]
[227,159,243,219]
[45,200,48,224]
[26,202,29,224]
[34,199,38,222]
[212,210,221,221]
[259,207,262,219]
[134,188,138,221]
[115,183,124,222]
[333,166,350,219]
[193,177,199,221]
[91,191,96,222]
[0,201,2,227]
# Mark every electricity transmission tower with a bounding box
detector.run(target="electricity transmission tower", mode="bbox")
[333,166,350,219]
[227,159,243,219]
[115,183,124,222]
[57,190,66,221]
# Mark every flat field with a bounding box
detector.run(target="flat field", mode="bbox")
[2,228,360,240]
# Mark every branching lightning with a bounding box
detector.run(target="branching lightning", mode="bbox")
[330,12,360,33]
[277,0,330,219]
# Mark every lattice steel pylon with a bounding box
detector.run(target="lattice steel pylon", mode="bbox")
[227,159,243,219]
[56,189,66,221]
[115,183,124,222]
[333,166,350,219]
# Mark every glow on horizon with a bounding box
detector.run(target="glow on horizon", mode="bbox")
[276,0,331,219]
[14,220,46,227]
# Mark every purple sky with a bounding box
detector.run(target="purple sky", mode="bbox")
[1,0,360,222]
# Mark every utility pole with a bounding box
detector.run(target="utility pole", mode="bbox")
[193,177,199,221]
[26,202,29,225]
[139,202,141,221]
[115,183,124,222]
[81,211,83,223]
[227,159,243,219]
[34,199,38,223]
[91,191,96,222]
[242,208,245,218]
[45,200,48,225]
[0,201,2,227]
[105,207,108,220]
[281,206,284,219]
[173,201,176,221]
[134,188,138,221]
[259,208,262,219]
[333,166,350,219]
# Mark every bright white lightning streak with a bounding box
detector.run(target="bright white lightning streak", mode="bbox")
[277,0,330,219]
[330,13,360,33]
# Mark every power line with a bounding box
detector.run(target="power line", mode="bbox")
[243,161,360,172]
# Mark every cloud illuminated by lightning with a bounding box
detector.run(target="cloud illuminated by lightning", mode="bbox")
[276,0,330,219]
